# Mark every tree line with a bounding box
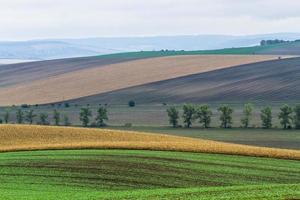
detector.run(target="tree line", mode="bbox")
[260,39,290,46]
[167,104,300,129]
[0,106,108,127]
[2,103,300,129]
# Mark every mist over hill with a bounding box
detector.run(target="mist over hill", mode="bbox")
[1,33,300,60]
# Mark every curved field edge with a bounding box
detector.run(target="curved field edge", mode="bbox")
[1,125,300,160]
[0,55,289,105]
[0,150,299,200]
[70,56,300,104]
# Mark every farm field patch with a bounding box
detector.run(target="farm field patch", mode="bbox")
[0,55,285,105]
[0,150,299,200]
[0,125,300,160]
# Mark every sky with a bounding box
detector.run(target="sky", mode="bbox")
[1,0,300,40]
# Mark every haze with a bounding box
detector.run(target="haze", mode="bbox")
[1,0,300,40]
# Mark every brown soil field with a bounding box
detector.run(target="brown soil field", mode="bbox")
[73,56,300,104]
[0,125,300,160]
[0,55,287,105]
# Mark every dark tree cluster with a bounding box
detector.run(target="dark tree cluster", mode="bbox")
[260,39,289,46]
[166,104,300,129]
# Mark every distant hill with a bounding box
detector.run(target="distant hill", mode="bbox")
[1,33,300,60]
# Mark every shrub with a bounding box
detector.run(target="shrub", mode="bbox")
[182,104,196,128]
[38,113,49,125]
[218,105,233,128]
[294,104,300,129]
[90,122,97,127]
[4,111,9,124]
[241,103,253,128]
[128,100,136,107]
[53,110,60,126]
[63,115,71,126]
[16,109,24,124]
[278,104,293,129]
[80,108,92,127]
[167,106,179,128]
[95,106,108,127]
[124,123,132,127]
[21,104,29,109]
[196,105,212,128]
[261,107,272,129]
[25,110,36,124]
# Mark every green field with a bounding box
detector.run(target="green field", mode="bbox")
[0,150,299,200]
[98,42,297,59]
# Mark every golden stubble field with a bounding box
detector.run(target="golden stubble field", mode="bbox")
[0,55,289,105]
[0,124,299,160]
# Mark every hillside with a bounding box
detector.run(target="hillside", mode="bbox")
[1,124,300,199]
[0,55,145,87]
[0,55,281,105]
[1,33,300,60]
[68,57,300,104]
[1,150,300,200]
[1,125,300,160]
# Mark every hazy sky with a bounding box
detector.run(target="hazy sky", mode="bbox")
[1,0,300,40]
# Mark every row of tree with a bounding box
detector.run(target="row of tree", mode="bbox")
[0,109,71,126]
[260,39,289,46]
[1,106,108,127]
[167,104,300,129]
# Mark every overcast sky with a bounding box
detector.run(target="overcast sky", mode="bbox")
[1,0,300,40]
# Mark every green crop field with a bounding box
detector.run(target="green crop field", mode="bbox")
[0,150,300,200]
[98,42,297,59]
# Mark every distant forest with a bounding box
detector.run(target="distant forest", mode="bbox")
[260,39,300,46]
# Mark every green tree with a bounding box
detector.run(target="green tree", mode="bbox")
[63,114,71,126]
[128,100,136,107]
[278,104,293,129]
[196,105,212,128]
[53,110,60,126]
[182,104,196,128]
[261,107,272,129]
[16,109,24,124]
[294,104,300,129]
[39,113,49,125]
[25,110,36,124]
[218,105,233,128]
[96,106,108,127]
[4,111,9,124]
[80,108,92,127]
[241,103,253,128]
[167,106,179,128]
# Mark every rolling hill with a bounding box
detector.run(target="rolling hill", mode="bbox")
[1,150,300,200]
[1,40,300,106]
[67,56,300,104]
[0,125,300,199]
[0,55,282,105]
[1,125,300,160]
[1,33,300,60]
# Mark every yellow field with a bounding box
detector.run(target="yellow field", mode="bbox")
[0,55,289,105]
[0,125,299,160]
